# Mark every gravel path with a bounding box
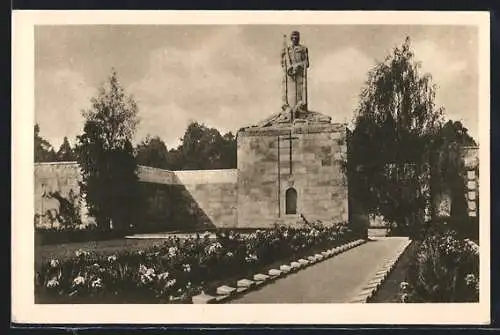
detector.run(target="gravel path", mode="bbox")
[229,237,409,303]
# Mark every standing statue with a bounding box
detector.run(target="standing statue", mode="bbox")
[281,31,309,119]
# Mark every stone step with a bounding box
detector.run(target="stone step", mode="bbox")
[216,285,236,296]
[192,293,216,304]
[237,279,255,288]
[253,273,270,281]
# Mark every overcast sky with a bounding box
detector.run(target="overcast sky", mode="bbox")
[35,25,478,149]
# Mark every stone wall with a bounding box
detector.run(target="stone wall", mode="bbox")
[34,163,238,229]
[236,122,348,228]
[433,145,480,220]
[462,146,479,219]
[167,170,238,229]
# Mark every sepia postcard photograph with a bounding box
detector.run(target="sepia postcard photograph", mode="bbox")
[12,10,490,325]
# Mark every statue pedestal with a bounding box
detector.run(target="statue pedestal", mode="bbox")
[236,119,349,228]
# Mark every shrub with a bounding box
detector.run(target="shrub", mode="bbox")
[403,230,479,302]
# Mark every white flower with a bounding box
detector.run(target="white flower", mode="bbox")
[166,279,177,288]
[75,249,88,257]
[245,254,258,262]
[465,273,477,286]
[401,293,409,303]
[140,274,154,285]
[145,268,155,277]
[168,247,178,257]
[226,252,234,257]
[73,275,86,286]
[158,272,170,280]
[137,250,145,256]
[47,278,59,288]
[138,264,156,284]
[49,259,59,268]
[107,255,117,262]
[400,281,409,291]
[91,278,103,289]
[206,242,222,255]
[182,264,191,273]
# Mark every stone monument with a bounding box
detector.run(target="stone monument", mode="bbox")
[237,31,348,228]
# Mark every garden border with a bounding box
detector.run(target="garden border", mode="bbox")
[191,238,368,304]
[347,238,412,303]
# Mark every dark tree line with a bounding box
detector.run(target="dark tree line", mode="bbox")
[35,125,77,162]
[136,122,237,170]
[35,123,237,170]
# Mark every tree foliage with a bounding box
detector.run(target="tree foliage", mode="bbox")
[347,37,444,236]
[136,135,170,169]
[429,120,477,237]
[34,124,57,162]
[56,136,76,161]
[75,70,141,231]
[169,121,237,170]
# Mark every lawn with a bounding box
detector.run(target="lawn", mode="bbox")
[35,237,169,268]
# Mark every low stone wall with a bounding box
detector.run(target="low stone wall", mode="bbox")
[34,162,92,227]
[34,162,238,229]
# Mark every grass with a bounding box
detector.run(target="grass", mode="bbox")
[368,240,419,303]
[35,238,169,268]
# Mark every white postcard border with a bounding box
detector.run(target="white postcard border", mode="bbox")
[12,10,491,325]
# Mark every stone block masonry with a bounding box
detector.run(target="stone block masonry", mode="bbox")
[34,122,350,230]
[35,162,92,227]
[236,122,348,228]
[34,162,238,229]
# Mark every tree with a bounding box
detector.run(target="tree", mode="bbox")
[136,135,170,169]
[435,120,476,147]
[166,147,184,171]
[56,136,76,161]
[34,124,57,162]
[75,70,141,231]
[429,120,477,236]
[175,121,237,170]
[347,37,444,237]
[220,132,237,169]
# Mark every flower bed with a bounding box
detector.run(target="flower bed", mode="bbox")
[398,230,479,303]
[36,223,357,303]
